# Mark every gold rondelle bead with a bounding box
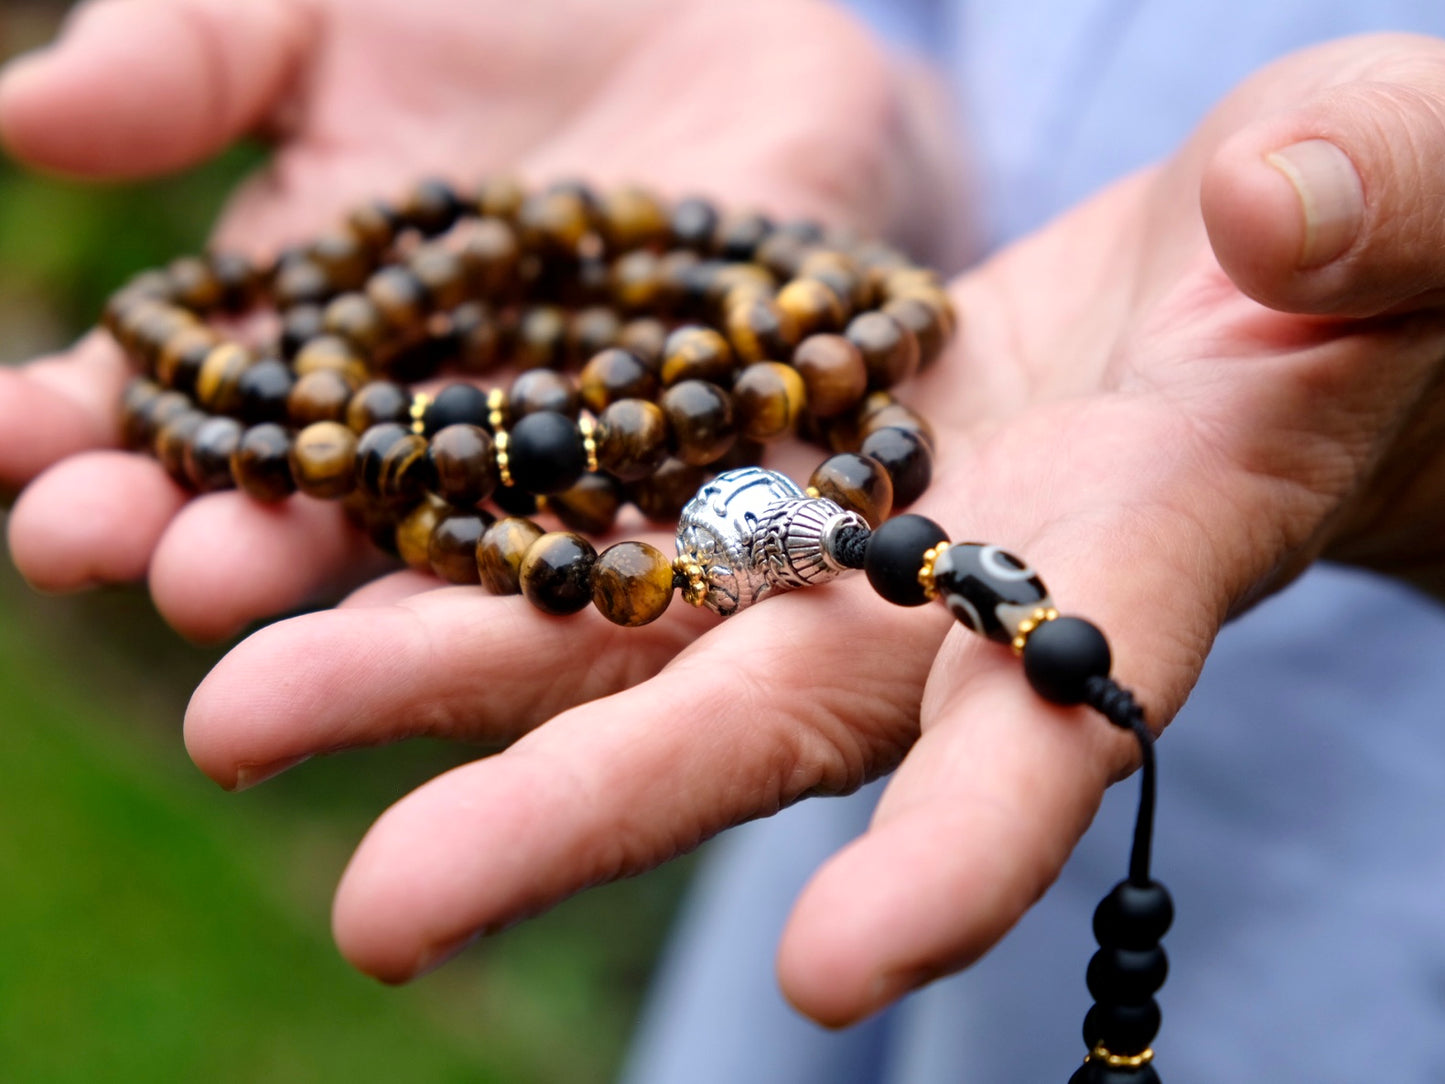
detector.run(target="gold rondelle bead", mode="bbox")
[804,485,821,499]
[486,386,508,432]
[494,429,513,488]
[917,541,951,600]
[1011,606,1061,656]
[578,413,600,474]
[409,391,432,435]
[1087,1044,1154,1070]
[673,554,707,607]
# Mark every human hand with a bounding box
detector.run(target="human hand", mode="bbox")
[178,30,1445,1024]
[0,0,957,636]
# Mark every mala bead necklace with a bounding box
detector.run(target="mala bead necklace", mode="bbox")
[104,177,1169,1081]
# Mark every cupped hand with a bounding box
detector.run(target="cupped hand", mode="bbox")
[178,30,1445,1022]
[0,0,956,636]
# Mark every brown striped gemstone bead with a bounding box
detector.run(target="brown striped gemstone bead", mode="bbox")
[809,452,893,528]
[458,217,521,297]
[409,243,469,311]
[310,230,372,291]
[452,302,503,373]
[860,426,932,508]
[428,424,498,506]
[567,306,623,364]
[724,295,799,363]
[428,513,490,584]
[323,292,387,353]
[792,334,867,418]
[476,176,525,221]
[156,324,219,394]
[232,423,297,502]
[288,369,355,426]
[595,399,668,481]
[195,343,254,414]
[346,381,411,432]
[519,531,597,616]
[366,266,430,336]
[630,458,707,522]
[294,335,369,385]
[592,541,675,627]
[515,306,568,369]
[167,256,224,312]
[477,517,546,595]
[733,361,807,443]
[580,348,658,413]
[617,317,668,368]
[660,326,734,387]
[549,473,624,536]
[155,409,207,484]
[776,278,848,337]
[846,311,919,390]
[289,421,358,499]
[882,296,951,370]
[661,380,736,466]
[396,496,450,571]
[185,415,242,492]
[599,186,670,251]
[356,423,432,502]
[509,369,580,419]
[611,249,665,312]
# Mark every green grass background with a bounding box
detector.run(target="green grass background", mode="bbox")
[0,6,688,1080]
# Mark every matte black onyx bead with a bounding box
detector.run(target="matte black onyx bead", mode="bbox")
[1068,1063,1161,1084]
[1022,616,1112,705]
[507,411,586,495]
[422,383,490,435]
[236,358,296,423]
[519,532,597,616]
[860,425,932,508]
[864,514,949,607]
[1087,946,1169,1005]
[1083,1000,1161,1057]
[1093,880,1174,950]
[932,543,1051,644]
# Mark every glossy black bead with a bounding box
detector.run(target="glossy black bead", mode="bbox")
[1023,616,1112,705]
[1068,1062,1161,1084]
[859,425,932,508]
[932,543,1051,643]
[422,383,491,435]
[863,514,950,607]
[1093,880,1174,950]
[670,197,720,250]
[507,410,586,495]
[1086,946,1168,1004]
[236,358,296,423]
[1083,1000,1161,1056]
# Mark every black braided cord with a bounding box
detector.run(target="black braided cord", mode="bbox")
[1083,674,1156,887]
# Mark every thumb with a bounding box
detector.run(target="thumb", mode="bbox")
[0,0,314,178]
[1202,35,1445,318]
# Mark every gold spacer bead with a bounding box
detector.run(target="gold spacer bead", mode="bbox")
[917,541,951,601]
[804,485,821,499]
[1010,606,1060,656]
[486,386,507,433]
[408,391,431,436]
[578,413,599,474]
[1087,1044,1154,1070]
[673,554,708,607]
[494,429,513,488]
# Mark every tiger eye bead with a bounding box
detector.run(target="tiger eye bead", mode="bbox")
[809,452,893,528]
[617,317,668,368]
[860,425,932,508]
[232,423,297,502]
[288,369,355,426]
[861,401,936,451]
[428,512,491,584]
[366,266,430,336]
[208,251,262,312]
[661,380,736,466]
[846,311,920,390]
[549,472,624,535]
[458,217,522,297]
[776,278,848,337]
[289,421,358,499]
[580,348,658,414]
[883,295,951,370]
[123,384,189,449]
[347,380,411,432]
[670,196,719,250]
[167,256,224,312]
[517,189,593,253]
[346,200,399,252]
[792,333,868,419]
[565,306,622,365]
[396,496,450,571]
[274,258,332,309]
[408,243,470,311]
[599,186,670,251]
[510,369,580,419]
[592,541,674,627]
[184,415,242,492]
[799,250,868,309]
[477,517,545,594]
[595,399,669,482]
[630,458,707,522]
[323,292,387,353]
[519,531,597,616]
[725,296,799,364]
[515,306,568,370]
[155,324,219,394]
[155,408,207,484]
[713,211,774,261]
[294,335,369,385]
[357,422,433,503]
[399,178,464,235]
[428,423,498,506]
[733,361,807,442]
[452,302,504,374]
[280,305,326,359]
[610,249,665,312]
[309,230,372,291]
[235,358,296,424]
[476,176,525,221]
[660,326,734,387]
[195,343,254,414]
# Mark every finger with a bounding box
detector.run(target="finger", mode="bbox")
[148,492,391,642]
[1202,34,1445,316]
[339,569,445,609]
[0,0,313,177]
[0,333,127,491]
[183,579,716,789]
[7,451,185,590]
[326,590,948,983]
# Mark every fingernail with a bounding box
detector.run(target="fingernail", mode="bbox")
[1265,139,1364,269]
[232,754,311,791]
[412,931,478,979]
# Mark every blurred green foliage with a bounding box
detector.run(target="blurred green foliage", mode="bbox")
[0,9,687,1082]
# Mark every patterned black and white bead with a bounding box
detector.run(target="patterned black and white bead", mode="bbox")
[933,542,1053,643]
